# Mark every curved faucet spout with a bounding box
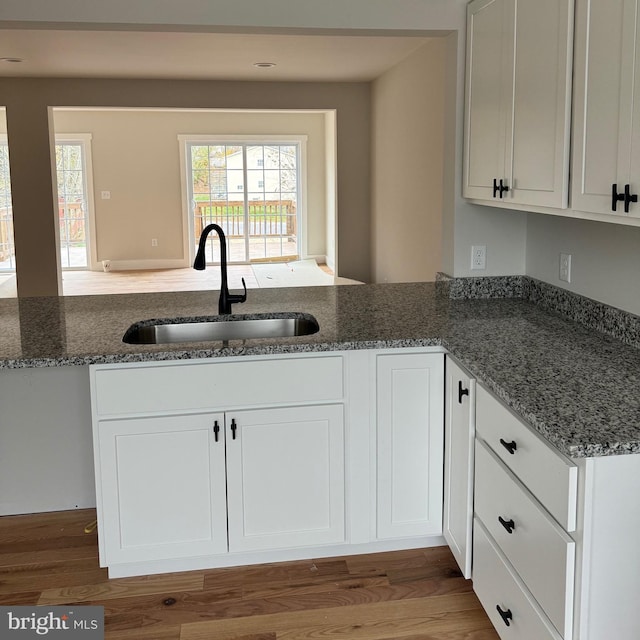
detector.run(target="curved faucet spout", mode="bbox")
[194,223,247,315]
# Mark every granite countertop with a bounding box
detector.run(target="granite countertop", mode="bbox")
[2,282,640,459]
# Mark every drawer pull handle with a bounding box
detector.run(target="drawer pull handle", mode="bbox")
[493,178,500,198]
[213,421,220,442]
[498,516,515,534]
[613,183,625,211]
[499,438,517,454]
[458,380,469,404]
[625,183,638,212]
[231,418,238,440]
[496,605,513,626]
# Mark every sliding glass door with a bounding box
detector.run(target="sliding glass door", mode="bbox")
[185,140,301,264]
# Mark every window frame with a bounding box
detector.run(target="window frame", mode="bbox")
[178,134,308,265]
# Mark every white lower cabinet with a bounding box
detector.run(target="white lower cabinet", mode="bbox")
[97,412,228,565]
[91,349,445,577]
[226,405,345,552]
[472,383,640,640]
[376,352,444,540]
[443,356,475,578]
[98,405,345,568]
[473,520,563,640]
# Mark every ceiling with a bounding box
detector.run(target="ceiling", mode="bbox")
[0,29,433,82]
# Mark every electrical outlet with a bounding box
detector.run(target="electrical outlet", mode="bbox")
[101,191,111,200]
[471,245,486,270]
[559,253,572,283]
[151,238,158,247]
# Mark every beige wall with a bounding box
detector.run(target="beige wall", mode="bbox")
[53,108,329,268]
[371,39,445,283]
[0,77,370,296]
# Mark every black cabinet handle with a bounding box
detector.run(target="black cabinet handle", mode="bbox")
[624,183,638,212]
[213,420,220,442]
[499,179,510,198]
[612,183,625,211]
[231,418,237,440]
[499,438,517,454]
[458,380,469,404]
[496,605,513,626]
[498,516,515,533]
[493,178,500,198]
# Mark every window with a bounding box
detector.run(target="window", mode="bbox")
[182,138,304,264]
[56,138,92,269]
[0,138,15,271]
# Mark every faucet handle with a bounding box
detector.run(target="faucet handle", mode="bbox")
[229,277,247,305]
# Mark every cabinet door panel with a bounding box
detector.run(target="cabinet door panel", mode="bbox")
[509,0,572,207]
[572,0,633,215]
[443,357,475,578]
[464,0,511,200]
[376,353,444,539]
[97,413,227,564]
[226,405,345,552]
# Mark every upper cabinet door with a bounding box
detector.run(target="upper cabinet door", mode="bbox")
[464,0,572,208]
[464,0,513,201]
[572,0,639,216]
[509,0,573,208]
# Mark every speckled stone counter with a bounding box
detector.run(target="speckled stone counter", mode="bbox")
[2,282,640,459]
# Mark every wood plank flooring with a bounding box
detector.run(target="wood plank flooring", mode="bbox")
[0,509,498,640]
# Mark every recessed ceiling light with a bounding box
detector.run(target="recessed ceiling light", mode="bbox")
[253,62,276,69]
[0,57,24,63]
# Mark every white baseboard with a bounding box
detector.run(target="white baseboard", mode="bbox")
[305,254,327,265]
[95,259,189,272]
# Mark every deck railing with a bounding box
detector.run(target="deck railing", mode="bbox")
[194,200,297,239]
[0,206,14,263]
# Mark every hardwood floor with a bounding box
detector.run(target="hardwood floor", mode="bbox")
[0,509,498,639]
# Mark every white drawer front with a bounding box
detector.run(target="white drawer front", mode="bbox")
[473,519,563,640]
[93,356,344,417]
[475,440,575,639]
[476,385,577,531]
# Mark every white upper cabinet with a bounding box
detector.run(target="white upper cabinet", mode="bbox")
[572,0,640,218]
[464,0,573,208]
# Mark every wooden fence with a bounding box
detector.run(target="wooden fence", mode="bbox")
[0,207,13,262]
[194,200,297,239]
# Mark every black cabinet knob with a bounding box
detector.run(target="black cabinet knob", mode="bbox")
[612,183,626,211]
[499,438,517,454]
[498,516,515,534]
[458,380,469,404]
[499,179,510,198]
[230,418,237,440]
[496,605,513,626]
[624,184,638,212]
[493,178,500,198]
[213,421,220,442]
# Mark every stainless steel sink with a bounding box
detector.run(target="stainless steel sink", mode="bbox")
[123,312,319,345]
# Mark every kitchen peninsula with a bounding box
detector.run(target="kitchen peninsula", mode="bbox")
[2,280,640,458]
[2,279,640,639]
